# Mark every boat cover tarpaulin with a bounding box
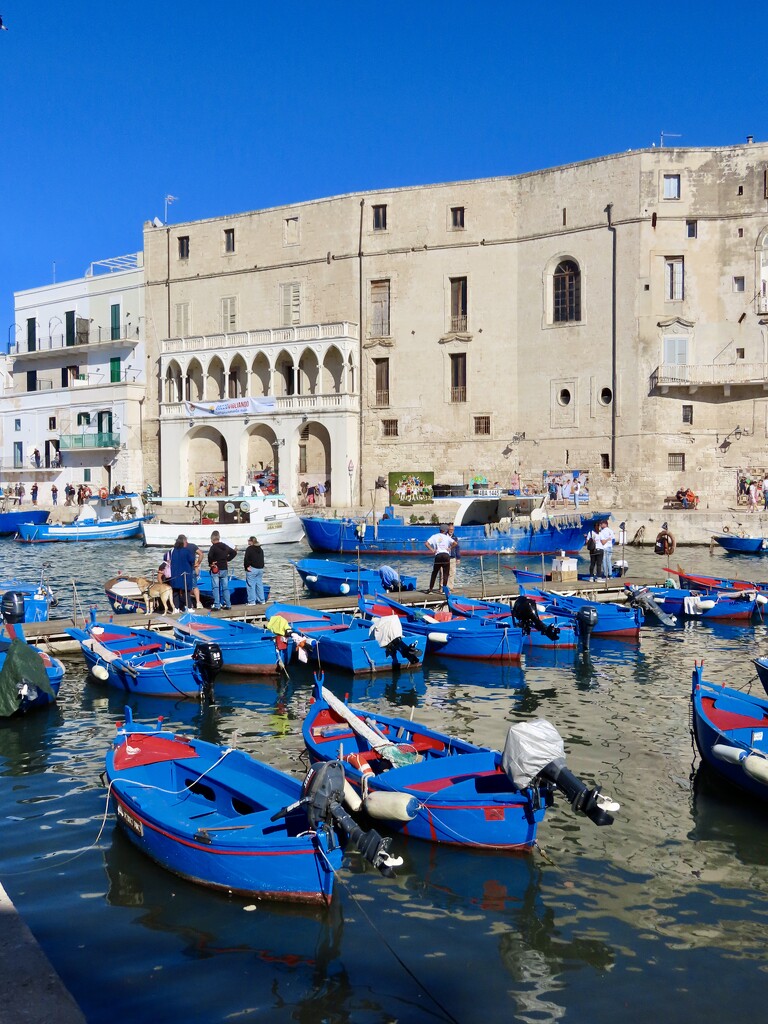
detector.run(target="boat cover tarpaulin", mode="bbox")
[502,719,565,788]
[0,639,56,717]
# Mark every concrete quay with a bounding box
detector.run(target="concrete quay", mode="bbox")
[0,882,86,1024]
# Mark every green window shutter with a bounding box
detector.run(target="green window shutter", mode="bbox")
[110,304,120,341]
[27,318,37,351]
[110,357,121,383]
[65,310,76,346]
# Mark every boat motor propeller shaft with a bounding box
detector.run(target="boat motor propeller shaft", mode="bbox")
[536,759,617,826]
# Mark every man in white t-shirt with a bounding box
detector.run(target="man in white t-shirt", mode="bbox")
[598,520,615,579]
[425,528,456,593]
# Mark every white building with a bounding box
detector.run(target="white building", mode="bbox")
[4,254,147,498]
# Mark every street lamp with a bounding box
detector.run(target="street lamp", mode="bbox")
[7,322,20,349]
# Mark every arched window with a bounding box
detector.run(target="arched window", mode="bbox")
[553,260,581,323]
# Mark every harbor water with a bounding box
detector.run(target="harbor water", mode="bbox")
[2,537,768,1022]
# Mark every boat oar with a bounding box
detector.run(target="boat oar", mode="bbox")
[321,685,419,766]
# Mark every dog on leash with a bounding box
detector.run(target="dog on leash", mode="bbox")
[135,576,176,615]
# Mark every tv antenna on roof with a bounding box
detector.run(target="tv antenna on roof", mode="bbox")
[660,131,681,147]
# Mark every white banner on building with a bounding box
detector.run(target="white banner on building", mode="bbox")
[185,397,277,418]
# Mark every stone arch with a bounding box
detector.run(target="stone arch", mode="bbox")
[165,359,182,403]
[186,357,204,402]
[187,425,228,494]
[298,347,319,395]
[298,421,332,505]
[274,349,295,396]
[228,354,248,399]
[544,253,583,325]
[206,356,226,400]
[251,352,271,397]
[322,345,344,393]
[347,353,356,394]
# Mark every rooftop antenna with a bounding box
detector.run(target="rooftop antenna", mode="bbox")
[164,194,178,224]
[660,131,681,148]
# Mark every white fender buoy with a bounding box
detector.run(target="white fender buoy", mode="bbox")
[712,743,744,765]
[427,631,449,644]
[756,594,768,606]
[699,599,716,611]
[90,664,109,682]
[742,754,768,786]
[340,583,350,595]
[306,575,318,583]
[363,789,419,822]
[343,780,362,812]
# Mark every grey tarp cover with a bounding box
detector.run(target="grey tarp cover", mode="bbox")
[0,639,56,718]
[502,718,565,788]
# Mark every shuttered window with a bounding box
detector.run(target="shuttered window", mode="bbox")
[370,280,390,337]
[220,297,237,332]
[373,357,389,405]
[110,303,120,341]
[665,257,684,300]
[175,302,190,337]
[450,277,467,332]
[280,283,301,326]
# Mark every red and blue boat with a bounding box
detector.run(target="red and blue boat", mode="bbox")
[519,585,643,638]
[265,601,427,673]
[443,592,578,648]
[302,680,617,848]
[292,557,417,597]
[670,566,768,595]
[171,613,292,674]
[358,593,525,661]
[0,621,64,716]
[691,663,768,802]
[67,616,222,698]
[105,708,360,904]
[631,585,760,621]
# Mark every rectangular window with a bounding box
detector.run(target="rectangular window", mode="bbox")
[62,365,79,388]
[665,257,684,300]
[110,357,121,383]
[382,418,398,437]
[13,442,23,468]
[220,296,237,333]
[14,419,21,431]
[175,302,190,337]
[450,353,467,402]
[663,174,681,199]
[668,453,686,472]
[370,279,391,337]
[734,276,745,292]
[224,228,235,253]
[474,415,491,436]
[736,347,745,359]
[299,445,307,473]
[686,220,697,238]
[178,235,190,259]
[601,453,610,469]
[77,412,91,426]
[65,310,76,346]
[451,206,465,229]
[76,317,90,345]
[27,369,38,391]
[48,416,56,430]
[663,335,688,365]
[84,468,91,483]
[738,227,744,238]
[110,303,120,341]
[682,404,693,424]
[372,204,387,231]
[283,216,299,245]
[26,318,37,352]
[373,357,389,406]
[280,282,301,326]
[450,276,468,332]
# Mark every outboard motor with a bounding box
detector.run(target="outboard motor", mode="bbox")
[512,594,560,643]
[271,760,403,877]
[192,642,223,699]
[1,591,26,625]
[626,586,677,627]
[503,719,619,827]
[575,605,598,654]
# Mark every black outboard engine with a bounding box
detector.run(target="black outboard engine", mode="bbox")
[192,642,223,699]
[512,594,560,643]
[626,586,677,627]
[385,638,422,666]
[1,591,26,625]
[271,760,402,877]
[575,605,598,653]
[502,719,619,827]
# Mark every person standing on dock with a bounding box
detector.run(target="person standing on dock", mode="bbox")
[446,524,461,591]
[598,520,615,579]
[169,534,196,611]
[425,527,456,593]
[244,536,266,604]
[208,531,237,610]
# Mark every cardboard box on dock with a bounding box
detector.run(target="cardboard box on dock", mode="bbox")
[551,556,577,583]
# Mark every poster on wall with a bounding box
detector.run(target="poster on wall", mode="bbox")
[186,397,276,418]
[388,472,434,504]
[195,473,227,497]
[542,470,590,503]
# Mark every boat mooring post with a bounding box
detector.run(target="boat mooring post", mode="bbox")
[480,556,486,599]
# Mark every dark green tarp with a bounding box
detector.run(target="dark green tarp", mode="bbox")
[0,639,56,718]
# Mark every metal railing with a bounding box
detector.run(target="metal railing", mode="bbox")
[450,314,468,332]
[374,390,390,406]
[11,325,140,357]
[450,386,467,403]
[59,432,120,450]
[161,393,359,418]
[652,362,768,387]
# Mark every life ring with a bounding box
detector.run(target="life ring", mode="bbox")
[654,530,676,555]
[722,525,730,533]
[99,487,108,500]
[344,752,374,778]
[84,486,92,499]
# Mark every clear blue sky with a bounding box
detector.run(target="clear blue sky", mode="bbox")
[0,1,760,343]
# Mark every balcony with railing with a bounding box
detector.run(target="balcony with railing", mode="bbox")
[11,325,140,359]
[450,314,468,333]
[161,393,359,419]
[651,362,768,391]
[59,432,121,450]
[374,389,390,407]
[161,321,359,356]
[450,386,467,403]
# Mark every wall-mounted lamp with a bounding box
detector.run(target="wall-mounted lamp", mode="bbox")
[188,419,194,428]
[272,438,285,447]
[718,425,742,450]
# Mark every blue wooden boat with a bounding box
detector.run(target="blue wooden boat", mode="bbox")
[0,572,57,622]
[67,616,223,698]
[302,679,617,848]
[265,602,427,673]
[671,566,768,595]
[444,593,578,648]
[104,572,264,615]
[292,557,417,597]
[16,492,148,543]
[301,495,607,557]
[106,708,347,904]
[632,585,760,621]
[358,593,525,661]
[512,565,628,585]
[712,534,768,554]
[0,509,48,536]
[170,613,292,675]
[0,622,64,716]
[691,663,768,802]
[519,585,643,637]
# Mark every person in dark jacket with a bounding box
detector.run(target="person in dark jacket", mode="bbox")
[169,534,196,611]
[243,536,265,604]
[208,530,237,609]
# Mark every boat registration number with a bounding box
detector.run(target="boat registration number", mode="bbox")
[117,802,144,836]
[266,522,282,530]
